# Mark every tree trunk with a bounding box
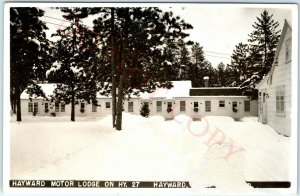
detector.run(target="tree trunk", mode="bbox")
[115,76,124,130]
[13,100,16,114]
[16,87,21,121]
[11,95,16,114]
[71,18,77,122]
[264,35,267,74]
[116,40,126,131]
[71,89,75,122]
[111,8,117,128]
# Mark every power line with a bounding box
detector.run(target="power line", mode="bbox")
[44,21,69,28]
[43,15,71,23]
[204,50,231,56]
[42,15,94,30]
[205,54,231,59]
[42,15,232,61]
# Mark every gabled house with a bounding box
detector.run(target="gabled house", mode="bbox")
[256,20,292,136]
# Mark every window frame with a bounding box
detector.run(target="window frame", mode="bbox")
[276,85,285,116]
[232,101,238,112]
[219,100,225,108]
[128,102,134,112]
[244,100,250,112]
[156,101,162,112]
[180,101,186,112]
[33,102,38,113]
[61,102,65,112]
[205,101,211,112]
[55,102,60,112]
[105,102,111,109]
[232,101,237,108]
[194,102,199,108]
[28,102,33,112]
[44,102,48,111]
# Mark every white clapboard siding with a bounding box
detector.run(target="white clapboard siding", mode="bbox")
[257,21,292,136]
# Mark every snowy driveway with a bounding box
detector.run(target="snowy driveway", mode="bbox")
[10,114,290,191]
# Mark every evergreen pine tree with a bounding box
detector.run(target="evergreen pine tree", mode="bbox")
[200,62,218,87]
[217,62,226,86]
[161,39,183,81]
[47,8,99,121]
[223,64,239,86]
[10,7,53,121]
[228,42,250,86]
[190,42,207,87]
[92,7,193,130]
[177,39,192,80]
[240,10,281,99]
[140,103,150,118]
[248,10,281,75]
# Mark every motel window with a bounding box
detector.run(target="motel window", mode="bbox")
[55,102,60,112]
[44,103,48,112]
[276,86,285,114]
[205,101,211,112]
[28,102,33,112]
[180,101,186,112]
[285,38,291,63]
[33,102,38,113]
[244,101,250,112]
[92,104,97,112]
[156,101,162,112]
[219,100,225,107]
[128,102,134,112]
[61,103,65,112]
[194,102,199,108]
[105,102,111,109]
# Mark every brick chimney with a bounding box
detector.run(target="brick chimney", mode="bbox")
[203,76,209,87]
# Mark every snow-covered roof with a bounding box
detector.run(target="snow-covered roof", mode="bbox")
[21,84,57,99]
[20,81,245,100]
[255,74,269,89]
[139,80,192,99]
[96,81,192,99]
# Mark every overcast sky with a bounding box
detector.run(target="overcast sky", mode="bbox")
[40,4,294,68]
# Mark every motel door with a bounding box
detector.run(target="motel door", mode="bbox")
[260,90,267,124]
[165,101,174,120]
[232,101,239,119]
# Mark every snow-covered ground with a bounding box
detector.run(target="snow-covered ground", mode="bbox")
[10,114,290,192]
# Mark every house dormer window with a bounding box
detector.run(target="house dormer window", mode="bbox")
[285,38,291,63]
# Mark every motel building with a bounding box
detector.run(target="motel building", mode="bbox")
[19,77,258,121]
[19,20,292,136]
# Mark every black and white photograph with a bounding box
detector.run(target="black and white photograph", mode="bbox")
[3,2,298,195]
